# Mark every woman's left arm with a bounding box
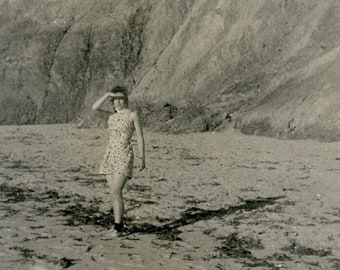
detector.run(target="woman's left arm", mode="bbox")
[133,111,145,171]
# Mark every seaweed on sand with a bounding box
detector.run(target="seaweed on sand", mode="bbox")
[60,196,285,241]
[282,241,332,257]
[216,232,263,258]
[0,183,30,203]
[59,203,118,228]
[215,233,281,269]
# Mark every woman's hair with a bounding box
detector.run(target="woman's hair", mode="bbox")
[111,85,129,104]
[111,85,127,94]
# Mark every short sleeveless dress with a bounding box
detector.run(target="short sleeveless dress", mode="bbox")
[99,111,134,178]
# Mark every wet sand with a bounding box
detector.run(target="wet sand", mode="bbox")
[0,124,339,270]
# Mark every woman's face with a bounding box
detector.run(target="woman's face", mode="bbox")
[111,96,127,111]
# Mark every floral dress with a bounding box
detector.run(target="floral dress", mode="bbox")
[99,111,134,178]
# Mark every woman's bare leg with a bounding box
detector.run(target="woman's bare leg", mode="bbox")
[106,173,128,224]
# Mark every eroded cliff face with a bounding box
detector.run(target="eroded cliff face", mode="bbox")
[0,0,154,124]
[1,0,339,140]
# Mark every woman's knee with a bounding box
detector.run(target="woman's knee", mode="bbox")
[107,173,127,195]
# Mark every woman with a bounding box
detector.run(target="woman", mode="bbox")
[92,86,145,236]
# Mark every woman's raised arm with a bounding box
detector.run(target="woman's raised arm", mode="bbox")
[92,93,111,111]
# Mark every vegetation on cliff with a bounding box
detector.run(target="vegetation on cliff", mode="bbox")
[1,0,339,141]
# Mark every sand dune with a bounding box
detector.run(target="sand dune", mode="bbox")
[0,124,339,270]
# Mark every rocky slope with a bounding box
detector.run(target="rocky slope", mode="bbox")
[0,0,339,141]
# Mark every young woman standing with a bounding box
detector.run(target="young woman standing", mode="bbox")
[92,86,145,235]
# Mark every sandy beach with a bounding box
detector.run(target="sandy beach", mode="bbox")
[0,124,339,270]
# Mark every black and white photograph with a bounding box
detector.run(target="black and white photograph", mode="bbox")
[0,1,339,269]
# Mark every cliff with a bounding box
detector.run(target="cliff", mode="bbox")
[1,0,339,141]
